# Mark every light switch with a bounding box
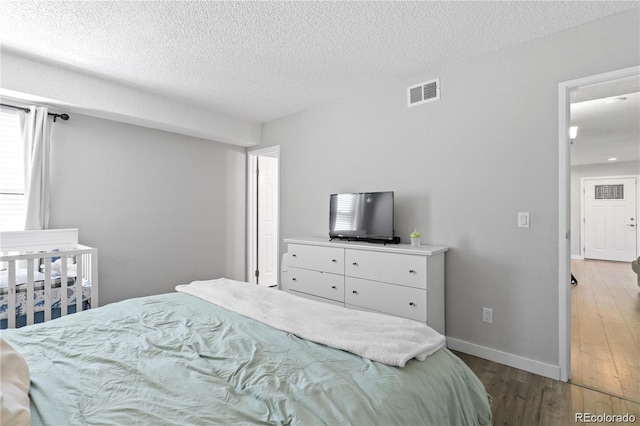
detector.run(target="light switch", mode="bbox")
[518,212,530,228]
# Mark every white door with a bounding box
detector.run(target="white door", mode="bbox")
[584,177,638,261]
[257,156,279,287]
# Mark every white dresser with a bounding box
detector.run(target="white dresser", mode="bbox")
[283,237,448,335]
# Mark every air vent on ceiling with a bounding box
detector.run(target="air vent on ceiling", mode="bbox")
[407,78,440,107]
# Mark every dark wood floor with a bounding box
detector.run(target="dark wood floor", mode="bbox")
[454,351,640,425]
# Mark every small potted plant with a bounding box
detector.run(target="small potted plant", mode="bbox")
[410,229,421,247]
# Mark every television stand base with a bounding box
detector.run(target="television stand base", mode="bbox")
[329,236,401,244]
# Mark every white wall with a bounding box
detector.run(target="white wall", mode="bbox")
[48,113,246,305]
[261,10,639,375]
[570,161,640,257]
[1,51,261,147]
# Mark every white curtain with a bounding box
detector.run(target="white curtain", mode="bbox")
[20,106,51,230]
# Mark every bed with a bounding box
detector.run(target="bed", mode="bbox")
[1,278,492,425]
[0,229,97,329]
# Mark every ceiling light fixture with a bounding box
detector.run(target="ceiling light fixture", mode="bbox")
[608,157,617,161]
[569,126,578,140]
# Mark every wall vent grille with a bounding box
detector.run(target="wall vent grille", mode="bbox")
[407,78,440,107]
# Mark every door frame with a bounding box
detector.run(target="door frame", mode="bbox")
[558,65,639,382]
[580,175,639,260]
[247,145,280,286]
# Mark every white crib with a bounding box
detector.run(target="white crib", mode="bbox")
[0,228,98,329]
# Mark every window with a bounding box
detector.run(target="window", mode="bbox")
[595,184,624,200]
[0,109,25,231]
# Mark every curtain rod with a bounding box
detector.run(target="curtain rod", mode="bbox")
[0,103,70,122]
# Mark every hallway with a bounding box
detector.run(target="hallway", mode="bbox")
[571,258,639,403]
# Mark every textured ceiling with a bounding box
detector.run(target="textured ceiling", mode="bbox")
[1,1,638,124]
[571,79,640,166]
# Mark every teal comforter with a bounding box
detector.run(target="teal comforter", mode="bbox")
[1,293,492,425]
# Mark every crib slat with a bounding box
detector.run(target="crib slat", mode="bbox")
[61,257,68,317]
[91,249,99,308]
[26,258,34,326]
[7,261,16,329]
[76,257,83,313]
[44,260,52,322]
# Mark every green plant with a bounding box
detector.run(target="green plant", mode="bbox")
[410,229,421,238]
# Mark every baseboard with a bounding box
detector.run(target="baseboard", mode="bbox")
[447,337,560,380]
[571,254,584,260]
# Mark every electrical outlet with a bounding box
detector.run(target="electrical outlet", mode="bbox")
[482,307,493,324]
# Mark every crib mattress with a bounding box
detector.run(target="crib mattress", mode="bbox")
[0,273,91,320]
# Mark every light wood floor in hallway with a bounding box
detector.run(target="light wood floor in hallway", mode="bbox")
[571,259,639,403]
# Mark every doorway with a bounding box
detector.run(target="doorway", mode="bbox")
[247,146,280,287]
[558,66,640,384]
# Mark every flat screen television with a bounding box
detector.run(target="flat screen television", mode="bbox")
[329,191,397,243]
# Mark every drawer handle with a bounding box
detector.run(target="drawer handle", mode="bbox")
[409,302,415,306]
[409,269,416,274]
[331,259,337,263]
[292,278,297,281]
[331,286,337,289]
[352,262,358,266]
[292,254,297,258]
[352,290,358,294]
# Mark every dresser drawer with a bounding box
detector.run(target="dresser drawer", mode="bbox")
[287,267,345,302]
[345,250,427,289]
[288,244,344,274]
[345,277,427,322]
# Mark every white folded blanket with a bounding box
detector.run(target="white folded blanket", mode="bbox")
[176,278,446,367]
[0,269,45,288]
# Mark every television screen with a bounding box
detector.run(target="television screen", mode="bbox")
[329,191,394,242]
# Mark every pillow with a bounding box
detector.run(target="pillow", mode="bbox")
[0,338,31,426]
[50,257,77,273]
